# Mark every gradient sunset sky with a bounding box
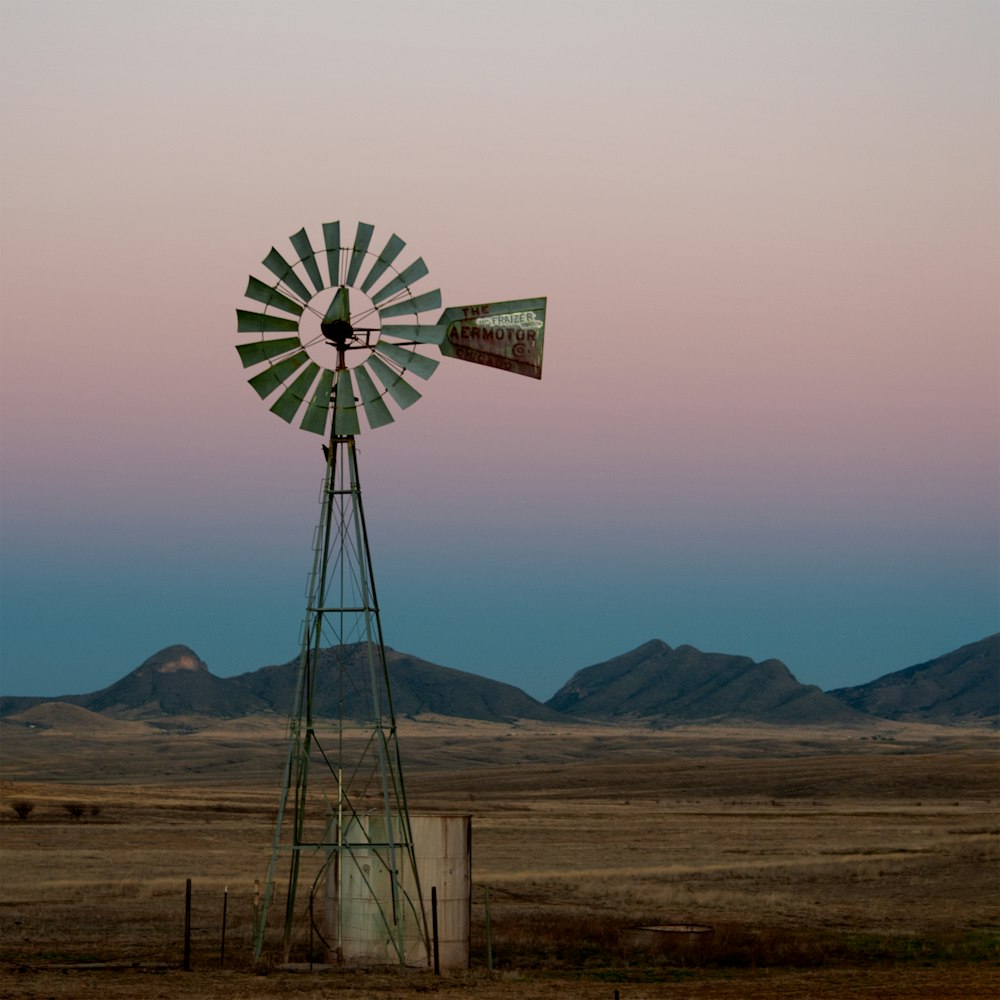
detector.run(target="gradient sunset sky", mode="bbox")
[1,0,997,701]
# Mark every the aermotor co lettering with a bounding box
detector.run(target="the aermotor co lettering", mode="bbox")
[438,298,546,379]
[447,311,542,361]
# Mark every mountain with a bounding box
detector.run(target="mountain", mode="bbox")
[0,643,561,725]
[229,644,565,723]
[546,640,869,725]
[0,645,270,720]
[71,645,270,719]
[4,637,996,728]
[828,634,999,724]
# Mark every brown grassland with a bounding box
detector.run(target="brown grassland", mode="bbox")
[1,713,997,998]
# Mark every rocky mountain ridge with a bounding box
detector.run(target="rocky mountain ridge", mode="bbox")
[1,635,996,728]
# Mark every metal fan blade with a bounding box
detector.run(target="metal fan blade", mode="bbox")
[379,323,448,346]
[236,336,302,368]
[269,362,320,423]
[300,368,335,435]
[376,341,439,380]
[236,309,300,334]
[322,287,350,326]
[377,289,442,319]
[359,234,406,294]
[244,277,304,316]
[346,222,374,286]
[289,228,324,293]
[354,364,394,429]
[322,221,341,286]
[333,368,361,436]
[248,350,309,399]
[369,257,429,306]
[367,354,422,409]
[262,247,312,302]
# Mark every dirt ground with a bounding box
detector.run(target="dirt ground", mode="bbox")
[2,964,999,1000]
[1,716,997,999]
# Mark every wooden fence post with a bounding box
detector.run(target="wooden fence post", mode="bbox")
[183,878,192,971]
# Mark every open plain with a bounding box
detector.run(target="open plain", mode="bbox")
[1,714,997,998]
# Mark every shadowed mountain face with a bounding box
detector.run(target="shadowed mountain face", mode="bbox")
[2,637,995,728]
[545,640,870,725]
[0,643,562,724]
[5,645,271,720]
[229,645,565,723]
[828,634,1000,724]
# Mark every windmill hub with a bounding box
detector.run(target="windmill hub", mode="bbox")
[321,316,354,348]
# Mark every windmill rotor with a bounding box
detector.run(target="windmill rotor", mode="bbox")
[237,220,547,438]
[237,220,446,437]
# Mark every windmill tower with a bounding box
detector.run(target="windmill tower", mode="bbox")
[235,220,546,965]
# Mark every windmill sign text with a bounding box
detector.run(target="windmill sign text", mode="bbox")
[439,297,546,379]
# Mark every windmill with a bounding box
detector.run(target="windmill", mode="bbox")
[236,220,546,965]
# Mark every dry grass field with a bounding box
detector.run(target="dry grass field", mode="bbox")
[1,713,998,998]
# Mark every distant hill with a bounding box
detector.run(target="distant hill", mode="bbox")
[0,643,562,725]
[828,634,999,724]
[6,701,154,734]
[0,645,269,721]
[229,644,565,723]
[3,636,996,729]
[546,640,870,726]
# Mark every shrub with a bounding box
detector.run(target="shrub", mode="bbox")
[63,802,86,820]
[11,801,33,820]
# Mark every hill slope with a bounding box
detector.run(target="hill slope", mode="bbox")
[0,643,562,725]
[828,634,999,724]
[546,640,869,725]
[230,644,565,723]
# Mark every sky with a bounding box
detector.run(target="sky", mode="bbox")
[1,0,997,703]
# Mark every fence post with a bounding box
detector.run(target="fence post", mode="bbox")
[220,886,228,968]
[484,885,493,973]
[431,886,440,975]
[183,878,192,971]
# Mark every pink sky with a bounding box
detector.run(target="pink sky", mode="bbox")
[1,0,997,698]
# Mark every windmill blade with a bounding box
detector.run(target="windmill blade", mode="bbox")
[289,228,325,293]
[269,362,320,423]
[322,221,341,286]
[369,257,429,306]
[300,367,335,435]
[236,309,300,334]
[333,368,361,436]
[376,341,439,380]
[367,354,422,410]
[359,233,406,294]
[236,336,302,368]
[262,247,312,302]
[244,277,304,316]
[346,222,374,286]
[248,350,310,399]
[353,364,394,429]
[322,287,350,326]
[379,323,448,346]
[378,288,442,319]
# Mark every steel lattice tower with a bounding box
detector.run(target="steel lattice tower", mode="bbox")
[235,219,546,966]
